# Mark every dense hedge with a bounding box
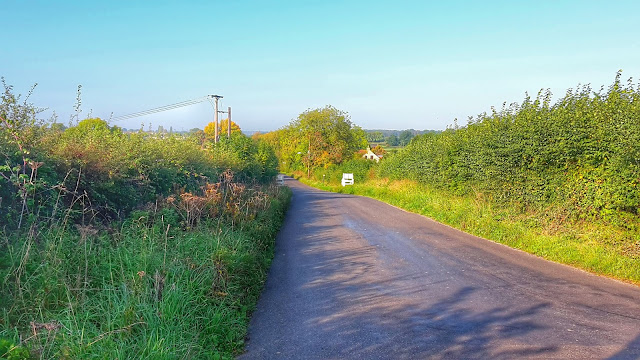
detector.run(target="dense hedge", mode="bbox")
[1,88,279,228]
[380,72,640,222]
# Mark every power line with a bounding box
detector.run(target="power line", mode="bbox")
[111,96,210,121]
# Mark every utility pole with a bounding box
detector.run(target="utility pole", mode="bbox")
[227,107,232,139]
[209,95,223,143]
[215,106,231,139]
[307,133,311,178]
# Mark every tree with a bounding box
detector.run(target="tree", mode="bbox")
[204,119,241,141]
[203,122,216,140]
[386,134,399,146]
[219,118,241,136]
[366,131,384,142]
[50,123,66,132]
[399,129,414,146]
[372,145,386,155]
[189,129,206,146]
[279,106,367,176]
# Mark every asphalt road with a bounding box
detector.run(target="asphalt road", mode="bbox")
[239,177,640,359]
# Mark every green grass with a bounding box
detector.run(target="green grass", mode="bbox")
[0,187,291,359]
[298,176,640,284]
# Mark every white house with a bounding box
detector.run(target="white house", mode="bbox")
[362,147,382,162]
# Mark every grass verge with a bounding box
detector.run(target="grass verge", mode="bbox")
[297,175,640,285]
[0,186,291,359]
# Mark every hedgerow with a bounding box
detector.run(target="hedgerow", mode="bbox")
[1,81,280,229]
[380,71,640,225]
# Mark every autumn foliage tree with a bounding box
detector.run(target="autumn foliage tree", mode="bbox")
[268,105,367,175]
[372,145,386,155]
[204,118,241,141]
[220,118,241,136]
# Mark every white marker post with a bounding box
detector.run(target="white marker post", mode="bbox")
[341,173,354,187]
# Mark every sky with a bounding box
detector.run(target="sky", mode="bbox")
[3,0,640,132]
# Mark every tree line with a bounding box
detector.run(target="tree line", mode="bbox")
[365,129,440,146]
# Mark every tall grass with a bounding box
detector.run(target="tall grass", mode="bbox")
[0,184,290,359]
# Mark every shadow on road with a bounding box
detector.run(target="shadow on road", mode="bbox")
[291,219,556,359]
[606,334,640,360]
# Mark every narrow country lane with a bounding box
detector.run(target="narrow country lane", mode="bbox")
[239,177,640,359]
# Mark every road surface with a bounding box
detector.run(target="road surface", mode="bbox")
[240,177,640,359]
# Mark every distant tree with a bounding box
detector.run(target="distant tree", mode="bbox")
[372,145,386,155]
[203,122,216,140]
[386,134,399,146]
[278,105,367,175]
[204,119,241,140]
[399,130,414,146]
[73,118,111,132]
[219,118,241,136]
[366,131,384,142]
[50,123,66,132]
[189,129,206,146]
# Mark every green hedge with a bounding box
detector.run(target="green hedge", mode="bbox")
[380,72,640,224]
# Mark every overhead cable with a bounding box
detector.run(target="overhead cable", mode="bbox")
[111,96,210,121]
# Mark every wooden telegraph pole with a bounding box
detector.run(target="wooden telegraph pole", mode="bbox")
[227,106,232,139]
[209,95,223,143]
[216,106,232,139]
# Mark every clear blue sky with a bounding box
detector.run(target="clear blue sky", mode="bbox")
[3,1,640,132]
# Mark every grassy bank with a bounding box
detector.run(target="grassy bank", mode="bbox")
[0,185,291,359]
[1,81,290,358]
[297,174,640,285]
